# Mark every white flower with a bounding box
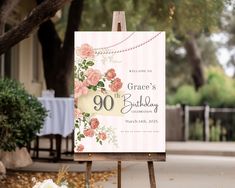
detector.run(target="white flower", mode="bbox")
[60,180,69,187]
[60,185,68,188]
[32,182,42,188]
[38,179,59,188]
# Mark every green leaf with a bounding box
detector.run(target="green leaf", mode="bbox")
[82,60,86,64]
[86,61,94,66]
[85,113,90,117]
[81,134,85,138]
[97,81,105,87]
[92,86,97,91]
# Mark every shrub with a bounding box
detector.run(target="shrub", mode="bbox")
[0,79,47,151]
[173,85,200,106]
[189,119,203,140]
[169,68,235,107]
[199,68,235,107]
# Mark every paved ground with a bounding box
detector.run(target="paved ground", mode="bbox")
[15,141,235,187]
[167,141,235,156]
[18,154,235,188]
[97,155,235,188]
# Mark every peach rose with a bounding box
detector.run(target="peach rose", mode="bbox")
[89,118,99,129]
[98,132,107,140]
[109,78,123,92]
[76,43,95,59]
[74,79,88,97]
[85,68,101,86]
[83,129,95,137]
[74,97,78,107]
[74,144,84,152]
[105,68,116,80]
[74,108,82,119]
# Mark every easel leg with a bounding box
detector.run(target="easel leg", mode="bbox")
[85,161,92,188]
[148,161,156,188]
[117,161,121,188]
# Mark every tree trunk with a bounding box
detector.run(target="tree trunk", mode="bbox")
[37,0,84,97]
[185,35,204,90]
[38,20,62,90]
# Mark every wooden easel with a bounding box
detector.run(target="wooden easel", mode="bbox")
[74,11,166,188]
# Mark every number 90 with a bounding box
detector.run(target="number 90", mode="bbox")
[93,95,114,111]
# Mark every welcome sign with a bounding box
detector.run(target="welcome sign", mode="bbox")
[74,32,165,153]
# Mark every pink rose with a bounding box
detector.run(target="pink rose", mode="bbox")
[74,144,84,152]
[83,129,95,137]
[74,79,88,97]
[109,78,123,92]
[86,68,101,86]
[98,132,107,141]
[89,118,99,129]
[74,108,82,119]
[105,68,116,81]
[76,43,95,59]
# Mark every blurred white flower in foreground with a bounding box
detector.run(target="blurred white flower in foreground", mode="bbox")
[32,179,68,188]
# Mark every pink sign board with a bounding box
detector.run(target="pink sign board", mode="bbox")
[74,32,165,153]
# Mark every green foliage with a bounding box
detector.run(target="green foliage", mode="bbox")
[199,68,235,107]
[198,35,220,67]
[210,120,221,141]
[80,0,226,37]
[172,85,201,106]
[173,0,224,35]
[0,79,47,151]
[189,118,222,141]
[189,119,203,140]
[170,68,235,107]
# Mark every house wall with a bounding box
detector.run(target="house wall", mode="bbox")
[18,35,45,96]
[16,0,46,96]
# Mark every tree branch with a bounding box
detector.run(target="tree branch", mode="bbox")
[0,0,70,55]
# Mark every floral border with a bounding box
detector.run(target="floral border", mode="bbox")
[74,44,122,152]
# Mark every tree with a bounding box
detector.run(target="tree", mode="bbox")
[80,0,226,90]
[222,7,235,78]
[184,35,204,90]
